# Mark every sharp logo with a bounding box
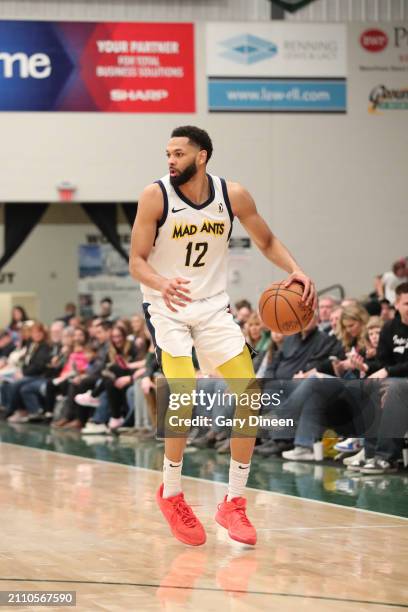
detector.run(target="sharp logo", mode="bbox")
[0,52,52,78]
[360,29,388,53]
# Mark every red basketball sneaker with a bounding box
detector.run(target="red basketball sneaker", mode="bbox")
[156,484,206,546]
[215,496,257,545]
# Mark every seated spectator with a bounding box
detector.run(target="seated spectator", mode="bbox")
[234,301,252,328]
[51,321,112,429]
[357,281,408,474]
[327,306,342,336]
[253,315,340,457]
[375,258,408,305]
[99,297,114,322]
[318,304,369,378]
[244,313,271,354]
[0,329,16,366]
[130,315,151,356]
[348,316,383,378]
[8,305,28,333]
[59,302,77,326]
[102,325,144,431]
[14,325,75,421]
[87,317,103,350]
[379,299,395,322]
[59,324,139,432]
[0,321,34,382]
[5,323,51,422]
[318,295,339,333]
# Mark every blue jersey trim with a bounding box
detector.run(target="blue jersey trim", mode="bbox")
[220,177,234,241]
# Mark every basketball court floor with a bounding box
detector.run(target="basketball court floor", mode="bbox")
[0,424,407,611]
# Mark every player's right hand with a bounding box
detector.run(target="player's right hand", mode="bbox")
[161,277,191,312]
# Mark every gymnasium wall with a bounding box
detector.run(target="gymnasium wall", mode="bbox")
[0,5,406,322]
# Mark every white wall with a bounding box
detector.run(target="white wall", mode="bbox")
[0,9,407,321]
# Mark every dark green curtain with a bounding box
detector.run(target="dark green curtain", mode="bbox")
[271,0,316,12]
[0,203,49,270]
[122,203,138,228]
[81,203,128,262]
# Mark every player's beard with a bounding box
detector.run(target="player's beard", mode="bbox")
[170,161,198,187]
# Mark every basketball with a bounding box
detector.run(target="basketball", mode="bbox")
[258,281,315,335]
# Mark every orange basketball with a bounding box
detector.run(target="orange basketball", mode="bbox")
[258,281,314,335]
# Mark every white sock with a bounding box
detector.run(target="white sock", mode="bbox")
[227,458,251,501]
[163,455,183,498]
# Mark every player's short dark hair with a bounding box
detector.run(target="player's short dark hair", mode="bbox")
[171,125,213,162]
[396,282,408,297]
[100,297,112,304]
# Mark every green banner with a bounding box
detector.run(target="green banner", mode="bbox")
[271,0,317,13]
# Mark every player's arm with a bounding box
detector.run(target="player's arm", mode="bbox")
[228,182,317,308]
[129,184,191,312]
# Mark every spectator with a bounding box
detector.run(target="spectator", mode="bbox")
[99,297,114,322]
[265,314,340,381]
[8,305,28,332]
[0,329,15,366]
[254,315,340,457]
[375,258,408,304]
[87,317,102,350]
[379,299,395,322]
[52,321,112,429]
[6,323,51,422]
[354,282,408,474]
[102,325,141,430]
[328,306,342,337]
[14,323,72,421]
[130,315,151,356]
[234,303,252,328]
[348,316,383,378]
[59,302,77,326]
[318,304,369,378]
[318,295,339,333]
[244,313,270,353]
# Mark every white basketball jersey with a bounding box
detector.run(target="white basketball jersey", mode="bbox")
[141,173,234,301]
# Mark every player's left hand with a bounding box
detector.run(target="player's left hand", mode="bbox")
[284,270,317,310]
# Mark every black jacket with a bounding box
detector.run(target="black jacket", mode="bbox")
[264,328,339,379]
[377,318,408,377]
[22,342,51,377]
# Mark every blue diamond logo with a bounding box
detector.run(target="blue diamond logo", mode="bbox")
[220,34,278,65]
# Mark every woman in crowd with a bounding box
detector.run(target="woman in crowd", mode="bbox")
[244,313,271,354]
[103,325,142,430]
[5,322,51,422]
[130,314,151,358]
[8,305,28,333]
[18,326,76,420]
[319,304,370,378]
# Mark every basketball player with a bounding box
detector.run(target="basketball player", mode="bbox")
[130,126,316,546]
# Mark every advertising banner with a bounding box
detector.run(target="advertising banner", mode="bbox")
[78,244,141,318]
[0,20,195,112]
[350,23,408,114]
[206,23,347,113]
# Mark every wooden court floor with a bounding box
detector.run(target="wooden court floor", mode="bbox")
[0,442,407,611]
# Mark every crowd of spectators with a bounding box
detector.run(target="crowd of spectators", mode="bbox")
[1,256,407,479]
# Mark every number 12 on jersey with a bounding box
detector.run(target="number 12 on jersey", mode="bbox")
[185,242,208,267]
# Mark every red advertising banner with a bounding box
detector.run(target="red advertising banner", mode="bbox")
[0,21,195,113]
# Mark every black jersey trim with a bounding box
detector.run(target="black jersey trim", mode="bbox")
[173,174,215,210]
[220,177,234,241]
